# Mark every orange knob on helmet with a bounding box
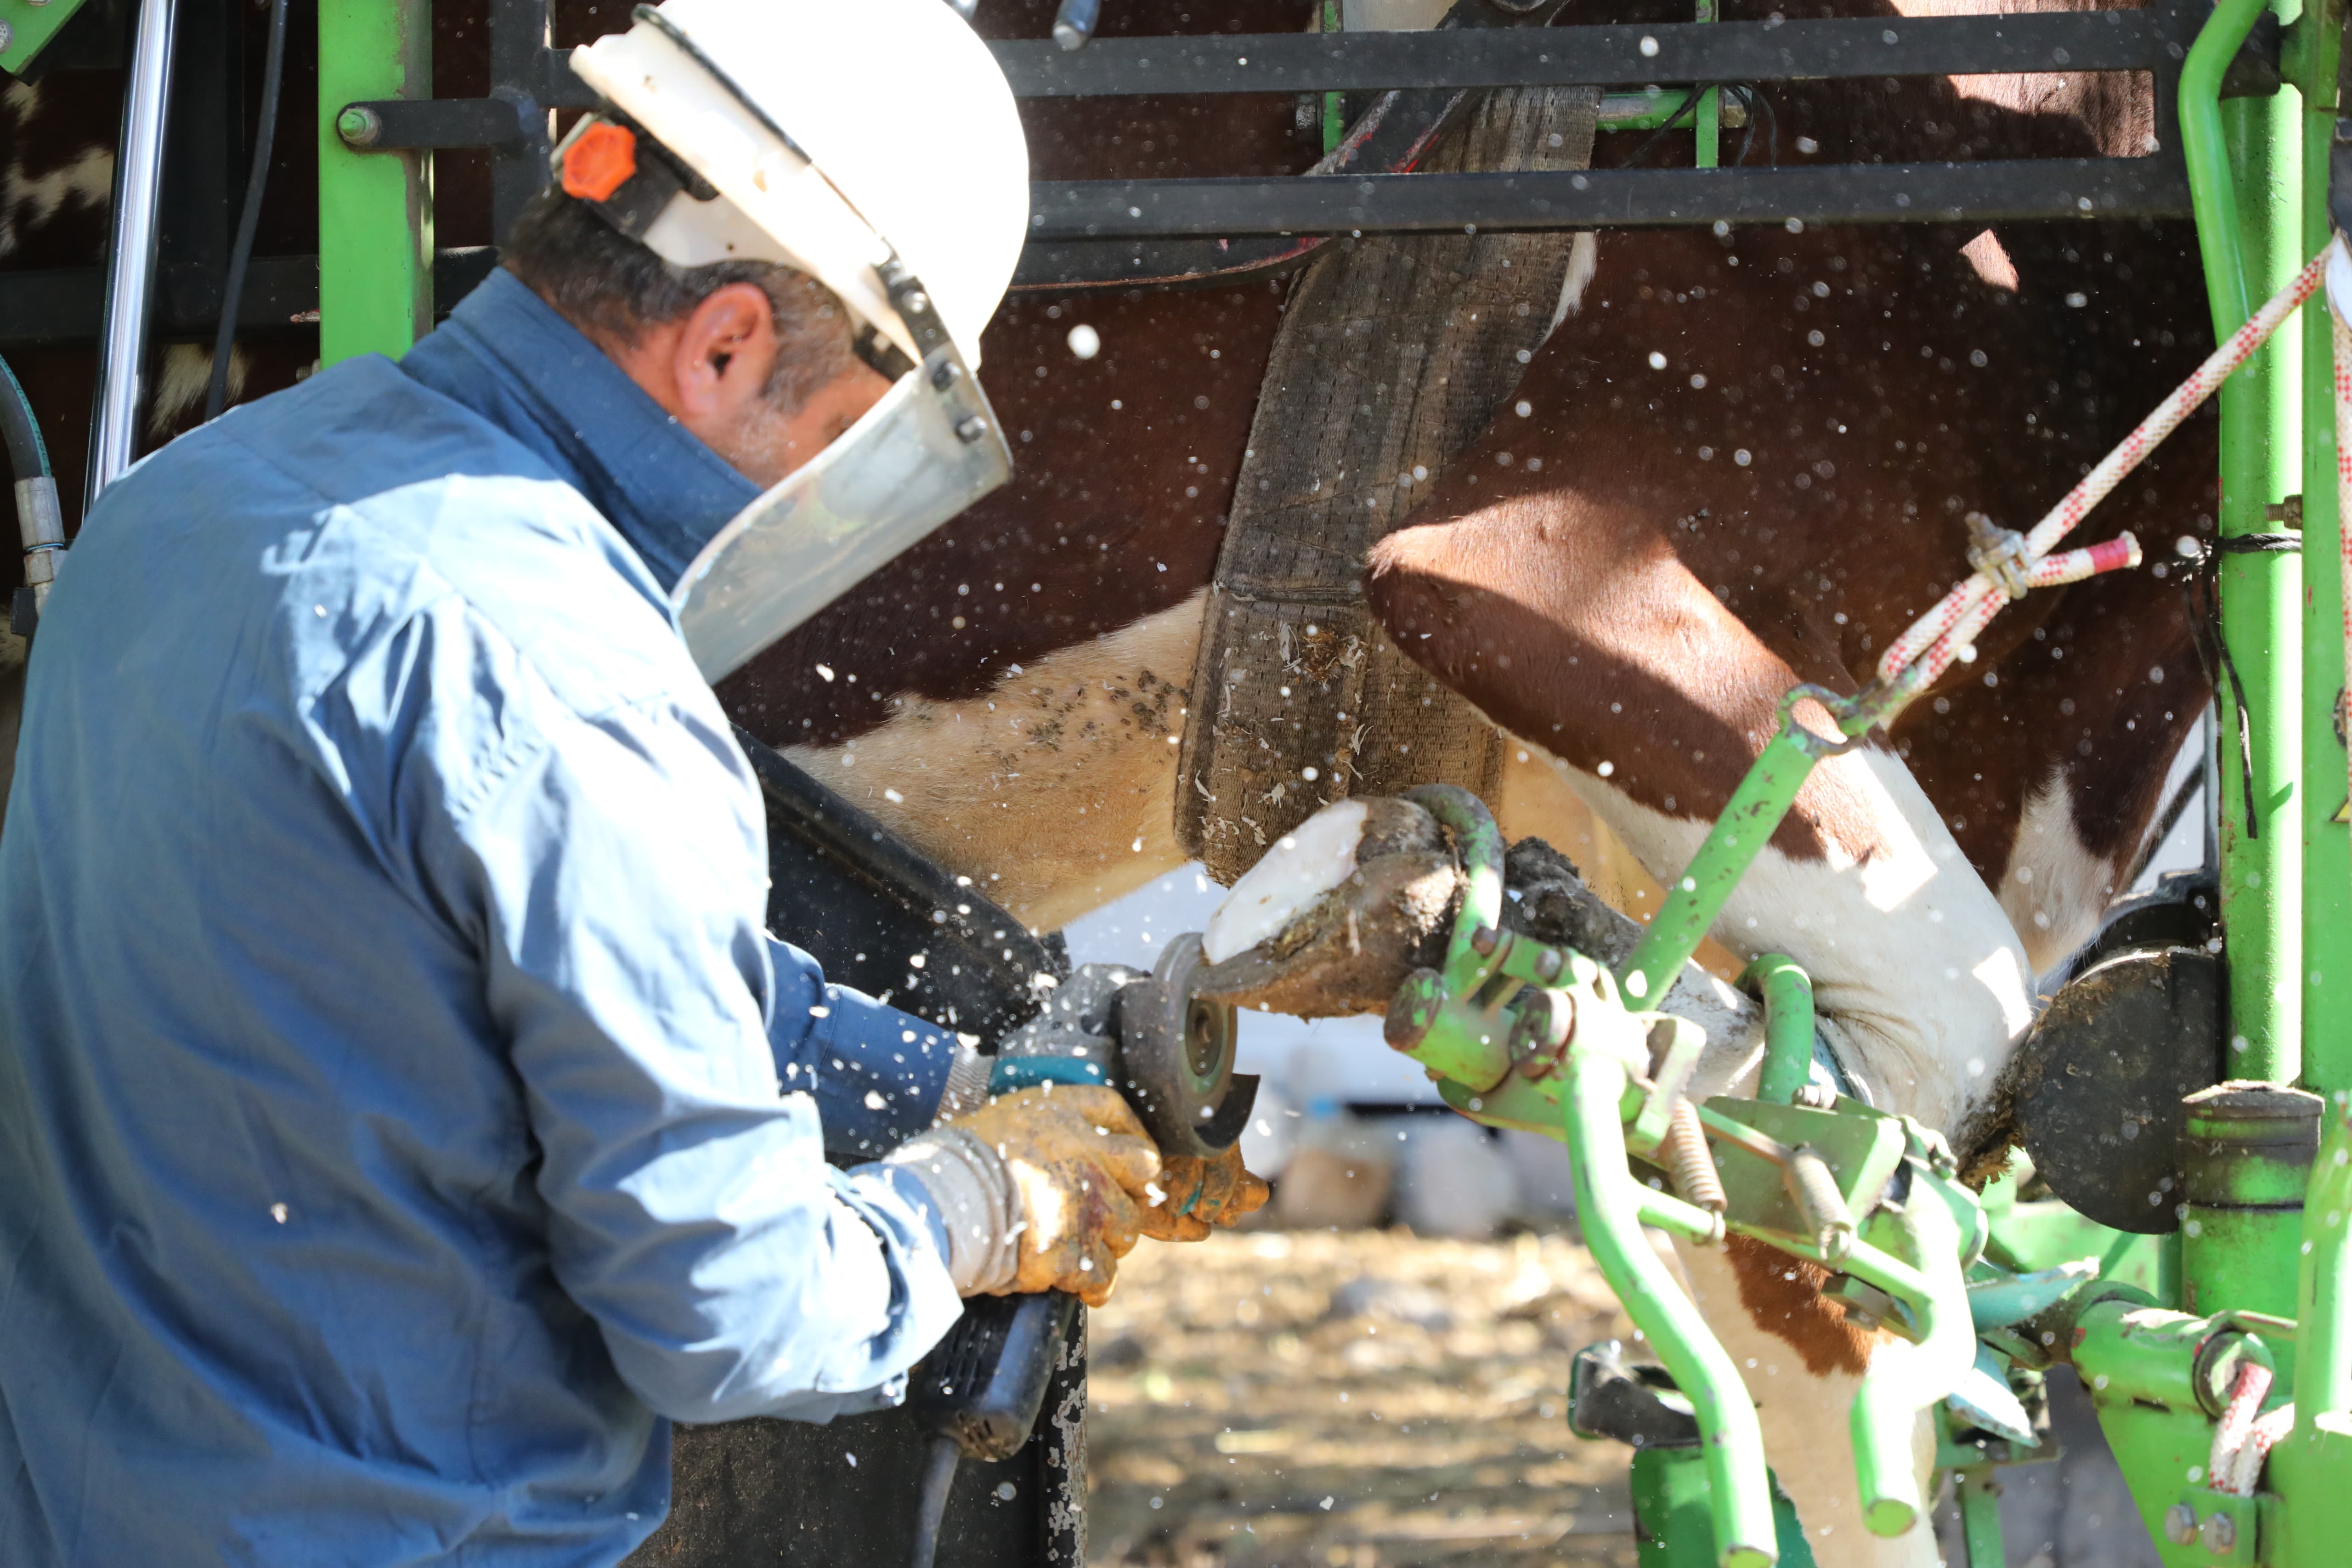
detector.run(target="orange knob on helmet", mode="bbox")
[561,121,639,204]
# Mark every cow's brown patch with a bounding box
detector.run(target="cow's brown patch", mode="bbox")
[1723,1234,1883,1378]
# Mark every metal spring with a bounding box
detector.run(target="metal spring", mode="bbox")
[1785,1144,1857,1261]
[1663,1097,1727,1217]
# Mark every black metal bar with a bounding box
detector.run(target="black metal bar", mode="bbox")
[523,7,2201,122]
[988,11,2196,97]
[339,95,541,151]
[488,0,554,241]
[1,249,498,347]
[1026,157,2191,240]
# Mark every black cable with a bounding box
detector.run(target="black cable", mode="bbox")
[907,1433,961,1568]
[0,352,50,483]
[1621,85,1707,170]
[1747,85,1780,168]
[205,0,290,423]
[2181,533,2301,840]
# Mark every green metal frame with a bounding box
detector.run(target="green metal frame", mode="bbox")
[317,0,432,366]
[0,0,95,77]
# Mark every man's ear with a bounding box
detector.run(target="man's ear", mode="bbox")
[668,282,777,420]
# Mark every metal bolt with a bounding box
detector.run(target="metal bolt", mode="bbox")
[899,289,932,318]
[1784,1144,1857,1261]
[2163,1505,2197,1546]
[1470,926,1501,958]
[2200,1511,2236,1553]
[953,415,988,444]
[0,21,13,50]
[336,106,384,148]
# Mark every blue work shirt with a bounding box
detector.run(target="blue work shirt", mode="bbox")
[0,269,971,1566]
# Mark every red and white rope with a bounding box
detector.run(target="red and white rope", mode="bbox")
[2208,1358,2296,1498]
[1874,244,2335,701]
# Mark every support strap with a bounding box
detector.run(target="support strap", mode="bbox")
[1175,83,1600,881]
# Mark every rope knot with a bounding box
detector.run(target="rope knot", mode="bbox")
[1964,512,2036,600]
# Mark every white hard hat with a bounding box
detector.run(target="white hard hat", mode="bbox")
[565,0,1029,369]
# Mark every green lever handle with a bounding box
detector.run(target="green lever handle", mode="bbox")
[1566,1047,1778,1568]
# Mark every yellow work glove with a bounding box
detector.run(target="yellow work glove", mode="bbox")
[948,1085,1162,1307]
[1142,1146,1272,1242]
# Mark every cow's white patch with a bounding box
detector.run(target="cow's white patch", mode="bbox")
[0,141,114,262]
[1203,799,1368,962]
[1553,232,1600,332]
[149,344,247,436]
[1959,229,2020,293]
[2001,771,2118,975]
[1340,0,1455,28]
[1533,741,2034,1134]
[787,593,1208,932]
[1677,1245,1945,1568]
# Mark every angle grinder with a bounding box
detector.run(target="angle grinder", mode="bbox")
[903,933,1258,1568]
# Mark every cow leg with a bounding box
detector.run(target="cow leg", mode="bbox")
[1891,566,2211,977]
[1370,503,2035,1129]
[1678,1241,1942,1568]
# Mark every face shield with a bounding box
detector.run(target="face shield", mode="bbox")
[561,1,1029,683]
[672,287,1011,683]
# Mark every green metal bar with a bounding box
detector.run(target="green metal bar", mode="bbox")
[1836,1204,1976,1538]
[2184,0,2306,1083]
[2278,1093,2352,1528]
[0,0,95,75]
[1565,1048,1777,1568]
[2297,0,2352,1097]
[318,0,433,366]
[1619,694,1858,1007]
[1955,1469,2005,1568]
[1744,955,1815,1105]
[1694,0,1720,168]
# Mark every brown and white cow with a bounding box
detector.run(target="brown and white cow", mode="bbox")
[4,1,2213,1559]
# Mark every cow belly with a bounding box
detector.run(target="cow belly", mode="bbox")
[785,593,1211,933]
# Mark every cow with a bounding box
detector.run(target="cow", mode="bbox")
[2,1,2215,1561]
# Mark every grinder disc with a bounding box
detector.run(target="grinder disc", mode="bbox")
[1117,934,1259,1159]
[2009,945,2221,1234]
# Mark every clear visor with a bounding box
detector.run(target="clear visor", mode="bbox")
[672,348,1011,683]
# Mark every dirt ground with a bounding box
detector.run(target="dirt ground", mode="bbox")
[1082,1228,1643,1568]
[1081,1228,2162,1568]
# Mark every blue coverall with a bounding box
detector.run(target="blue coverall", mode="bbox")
[0,269,974,1565]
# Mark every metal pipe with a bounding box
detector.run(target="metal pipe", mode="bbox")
[1,353,61,627]
[2297,0,2351,1102]
[87,0,182,506]
[1743,954,1815,1105]
[2181,0,2303,1084]
[1836,1198,1974,1538]
[1053,0,1104,51]
[1618,712,1837,1007]
[1563,1048,1775,1567]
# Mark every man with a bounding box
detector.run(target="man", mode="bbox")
[0,3,1261,1563]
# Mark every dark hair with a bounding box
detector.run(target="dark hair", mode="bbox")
[500,186,859,415]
